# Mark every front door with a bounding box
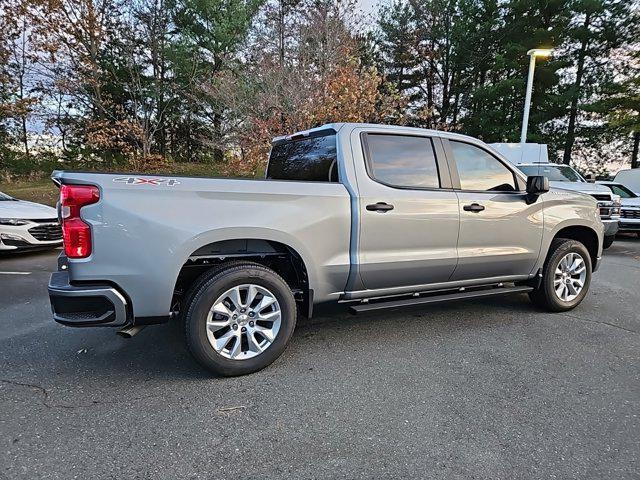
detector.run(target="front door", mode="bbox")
[445,139,544,281]
[353,131,460,291]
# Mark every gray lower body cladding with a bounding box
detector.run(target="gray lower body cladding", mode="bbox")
[48,270,129,327]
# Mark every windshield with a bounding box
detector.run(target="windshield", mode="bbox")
[604,183,637,199]
[0,191,13,201]
[518,165,585,182]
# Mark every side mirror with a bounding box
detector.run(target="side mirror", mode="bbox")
[526,175,549,195]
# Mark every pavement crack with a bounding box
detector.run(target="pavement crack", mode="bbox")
[559,313,639,335]
[0,379,158,410]
[0,378,53,408]
[217,405,248,415]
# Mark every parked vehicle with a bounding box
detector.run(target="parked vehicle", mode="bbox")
[515,163,620,248]
[614,169,640,195]
[48,123,604,376]
[597,181,640,236]
[0,191,62,252]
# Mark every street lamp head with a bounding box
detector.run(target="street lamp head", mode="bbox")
[527,48,554,58]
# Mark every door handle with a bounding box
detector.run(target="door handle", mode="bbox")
[463,203,485,212]
[366,202,394,212]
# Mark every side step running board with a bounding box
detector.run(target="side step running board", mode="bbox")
[349,285,533,314]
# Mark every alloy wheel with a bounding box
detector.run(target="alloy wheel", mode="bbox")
[553,252,587,302]
[205,284,281,360]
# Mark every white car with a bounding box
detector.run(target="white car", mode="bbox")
[0,191,62,251]
[598,181,640,236]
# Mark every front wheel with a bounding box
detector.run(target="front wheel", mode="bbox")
[183,262,297,376]
[603,235,615,249]
[529,238,592,312]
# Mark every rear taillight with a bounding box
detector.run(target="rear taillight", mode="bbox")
[60,185,100,258]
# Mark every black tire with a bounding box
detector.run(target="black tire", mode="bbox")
[183,261,297,376]
[603,235,615,249]
[529,238,592,312]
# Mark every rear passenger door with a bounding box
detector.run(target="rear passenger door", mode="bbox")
[445,139,544,281]
[352,130,460,291]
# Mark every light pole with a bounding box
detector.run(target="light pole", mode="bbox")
[520,48,553,144]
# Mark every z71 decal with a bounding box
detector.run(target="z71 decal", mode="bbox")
[113,177,181,186]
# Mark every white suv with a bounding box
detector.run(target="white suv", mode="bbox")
[598,181,640,236]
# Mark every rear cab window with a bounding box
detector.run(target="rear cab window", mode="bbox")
[266,130,338,182]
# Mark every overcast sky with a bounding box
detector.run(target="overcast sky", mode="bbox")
[357,0,379,14]
[356,0,384,21]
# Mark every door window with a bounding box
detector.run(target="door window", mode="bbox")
[451,141,517,191]
[365,134,440,189]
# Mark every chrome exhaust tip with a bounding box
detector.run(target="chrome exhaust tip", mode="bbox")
[117,325,146,338]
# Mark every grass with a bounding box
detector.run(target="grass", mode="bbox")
[0,177,59,206]
[0,162,228,207]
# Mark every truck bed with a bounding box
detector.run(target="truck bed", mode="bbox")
[52,171,352,319]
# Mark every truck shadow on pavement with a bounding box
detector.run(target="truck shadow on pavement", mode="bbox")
[26,293,541,383]
[5,238,636,387]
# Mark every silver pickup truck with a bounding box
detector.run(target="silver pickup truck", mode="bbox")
[49,123,604,376]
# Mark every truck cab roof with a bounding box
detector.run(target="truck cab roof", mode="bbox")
[272,123,481,144]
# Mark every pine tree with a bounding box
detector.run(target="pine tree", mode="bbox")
[584,54,640,169]
[169,0,264,162]
[375,1,424,123]
[560,0,636,164]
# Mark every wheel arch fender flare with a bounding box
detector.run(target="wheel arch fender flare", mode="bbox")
[171,226,319,294]
[539,219,602,270]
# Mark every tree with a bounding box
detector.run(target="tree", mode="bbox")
[170,0,264,162]
[376,0,569,141]
[375,1,423,123]
[1,0,637,178]
[216,0,390,176]
[584,54,640,168]
[560,0,636,164]
[0,0,43,158]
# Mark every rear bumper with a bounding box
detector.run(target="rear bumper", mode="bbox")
[48,271,129,327]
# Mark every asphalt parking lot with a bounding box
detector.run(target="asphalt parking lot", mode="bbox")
[1,239,639,479]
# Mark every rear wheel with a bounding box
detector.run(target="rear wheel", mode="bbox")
[183,262,297,376]
[529,238,592,312]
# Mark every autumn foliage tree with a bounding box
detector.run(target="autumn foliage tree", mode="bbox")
[219,0,402,176]
[0,0,638,176]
